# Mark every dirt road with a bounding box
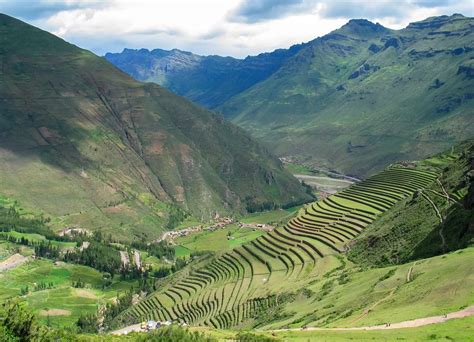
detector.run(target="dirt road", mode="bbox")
[272,305,474,332]
[111,305,474,336]
[0,254,28,272]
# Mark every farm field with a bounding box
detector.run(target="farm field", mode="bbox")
[174,224,265,255]
[0,255,136,326]
[173,206,303,256]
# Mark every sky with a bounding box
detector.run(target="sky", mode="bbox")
[0,0,472,58]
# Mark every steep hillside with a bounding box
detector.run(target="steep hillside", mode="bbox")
[0,14,311,239]
[109,14,474,178]
[110,142,474,331]
[348,139,474,266]
[104,44,305,108]
[223,14,474,177]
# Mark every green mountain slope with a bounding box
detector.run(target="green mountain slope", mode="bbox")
[222,14,474,177]
[0,14,311,239]
[111,140,474,331]
[348,139,474,266]
[108,14,474,178]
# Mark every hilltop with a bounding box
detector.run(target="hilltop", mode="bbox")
[107,14,474,178]
[0,14,311,240]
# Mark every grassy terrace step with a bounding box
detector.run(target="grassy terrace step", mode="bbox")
[314,202,374,225]
[210,296,278,329]
[339,189,395,207]
[349,186,404,201]
[324,197,379,216]
[333,193,387,212]
[284,224,341,253]
[351,183,410,198]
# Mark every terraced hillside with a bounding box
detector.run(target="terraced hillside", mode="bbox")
[113,165,438,328]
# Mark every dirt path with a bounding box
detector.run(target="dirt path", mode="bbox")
[111,305,474,335]
[420,191,446,252]
[111,323,143,335]
[406,261,417,283]
[349,287,397,325]
[120,251,130,268]
[293,174,355,185]
[0,254,28,272]
[134,250,141,269]
[272,305,474,332]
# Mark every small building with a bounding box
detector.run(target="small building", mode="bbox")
[146,320,157,331]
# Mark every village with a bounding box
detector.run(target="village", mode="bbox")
[158,216,274,244]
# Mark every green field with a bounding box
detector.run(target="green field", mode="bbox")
[175,224,265,255]
[239,206,301,225]
[0,256,136,326]
[188,314,474,341]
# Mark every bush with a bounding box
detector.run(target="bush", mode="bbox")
[132,325,216,341]
[235,331,280,342]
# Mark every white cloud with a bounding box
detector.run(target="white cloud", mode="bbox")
[1,0,472,57]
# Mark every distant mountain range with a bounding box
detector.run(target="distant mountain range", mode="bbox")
[0,14,311,239]
[105,43,307,109]
[106,14,474,177]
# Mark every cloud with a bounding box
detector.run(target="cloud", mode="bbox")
[319,1,410,20]
[411,0,456,8]
[317,0,472,24]
[0,0,109,20]
[229,0,318,23]
[0,0,471,58]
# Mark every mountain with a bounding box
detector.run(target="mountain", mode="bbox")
[111,140,474,331]
[104,44,306,108]
[0,14,311,240]
[107,14,474,178]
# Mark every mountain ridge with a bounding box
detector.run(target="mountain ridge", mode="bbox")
[0,13,311,239]
[106,13,474,178]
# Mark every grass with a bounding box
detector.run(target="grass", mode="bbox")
[1,231,77,250]
[187,314,474,341]
[0,12,311,244]
[175,224,265,254]
[267,315,474,341]
[218,15,474,178]
[118,162,462,330]
[259,247,474,330]
[0,255,136,327]
[239,206,301,225]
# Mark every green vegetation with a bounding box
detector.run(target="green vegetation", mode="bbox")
[0,301,216,341]
[175,225,264,255]
[0,13,311,242]
[224,15,474,177]
[108,14,474,178]
[112,150,458,331]
[1,12,473,341]
[349,140,474,266]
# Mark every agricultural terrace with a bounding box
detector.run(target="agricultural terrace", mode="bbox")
[116,166,438,328]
